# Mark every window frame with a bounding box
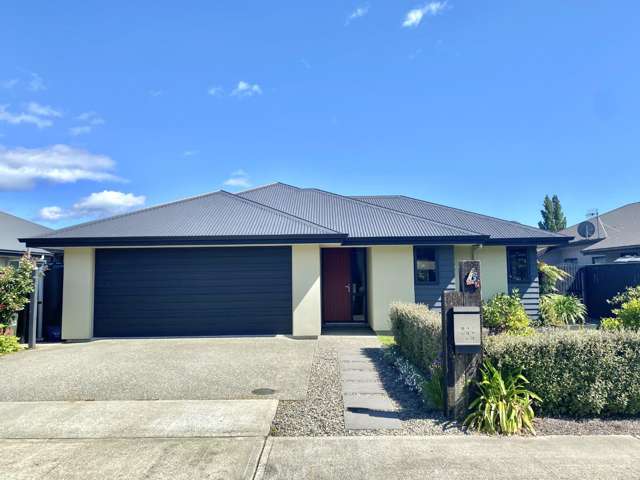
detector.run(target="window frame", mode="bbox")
[591,256,606,265]
[507,247,532,283]
[414,246,439,285]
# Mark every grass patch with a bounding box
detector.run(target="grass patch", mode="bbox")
[378,335,396,347]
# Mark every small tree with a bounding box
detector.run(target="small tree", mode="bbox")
[0,254,36,334]
[538,194,567,232]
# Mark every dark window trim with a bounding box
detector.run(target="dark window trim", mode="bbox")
[507,246,532,283]
[414,246,439,285]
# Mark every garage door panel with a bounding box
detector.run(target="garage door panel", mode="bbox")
[94,247,292,337]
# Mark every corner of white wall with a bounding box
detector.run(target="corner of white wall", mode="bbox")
[291,244,322,337]
[61,247,95,340]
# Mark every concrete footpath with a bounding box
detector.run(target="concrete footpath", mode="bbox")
[0,400,277,480]
[256,435,640,480]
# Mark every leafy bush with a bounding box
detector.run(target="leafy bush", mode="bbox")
[538,261,571,294]
[389,302,441,373]
[482,291,531,335]
[616,299,640,331]
[600,317,622,331]
[0,254,36,332]
[608,285,640,309]
[539,294,587,326]
[0,335,21,355]
[464,360,541,435]
[485,330,640,417]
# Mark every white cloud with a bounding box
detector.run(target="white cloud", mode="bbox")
[28,73,46,92]
[231,81,262,98]
[38,206,66,221]
[183,150,199,157]
[69,126,93,136]
[27,102,62,118]
[346,5,369,25]
[207,86,223,96]
[76,111,104,125]
[402,1,447,28]
[223,170,251,188]
[1,79,19,89]
[0,144,121,191]
[0,105,53,128]
[39,190,146,221]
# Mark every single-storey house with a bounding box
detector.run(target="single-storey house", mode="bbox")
[0,210,52,267]
[541,202,640,266]
[23,183,569,340]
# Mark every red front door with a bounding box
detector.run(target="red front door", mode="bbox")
[322,249,352,322]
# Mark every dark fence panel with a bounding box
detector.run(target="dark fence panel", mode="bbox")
[554,263,584,297]
[582,263,640,319]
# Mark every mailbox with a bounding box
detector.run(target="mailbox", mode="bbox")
[452,306,482,353]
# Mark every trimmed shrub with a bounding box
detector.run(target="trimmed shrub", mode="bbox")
[482,291,531,335]
[389,302,441,374]
[485,330,640,417]
[0,335,21,355]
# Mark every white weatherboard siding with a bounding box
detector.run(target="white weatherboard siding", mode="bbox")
[292,244,322,336]
[61,248,95,340]
[367,246,415,332]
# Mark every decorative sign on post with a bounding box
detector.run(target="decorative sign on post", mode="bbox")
[441,260,483,420]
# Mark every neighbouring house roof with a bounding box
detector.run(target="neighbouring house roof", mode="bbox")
[556,202,640,254]
[0,211,52,256]
[22,183,570,248]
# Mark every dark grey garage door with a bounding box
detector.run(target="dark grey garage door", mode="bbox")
[94,247,292,337]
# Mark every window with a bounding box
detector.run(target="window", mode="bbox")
[592,256,606,265]
[414,247,438,284]
[507,247,531,283]
[563,258,578,264]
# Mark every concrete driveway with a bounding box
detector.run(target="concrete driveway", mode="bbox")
[0,337,316,401]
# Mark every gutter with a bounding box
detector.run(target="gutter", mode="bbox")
[20,234,349,248]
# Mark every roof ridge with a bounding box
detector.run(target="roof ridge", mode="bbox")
[219,190,344,235]
[37,189,228,238]
[371,194,567,238]
[237,182,299,195]
[307,188,486,237]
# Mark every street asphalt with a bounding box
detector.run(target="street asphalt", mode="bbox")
[0,337,316,401]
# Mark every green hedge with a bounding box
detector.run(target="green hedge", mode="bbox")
[485,330,640,417]
[389,302,441,374]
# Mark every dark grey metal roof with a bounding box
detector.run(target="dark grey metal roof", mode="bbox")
[353,195,569,244]
[23,183,571,248]
[562,202,640,253]
[23,190,344,247]
[0,211,51,255]
[239,183,486,243]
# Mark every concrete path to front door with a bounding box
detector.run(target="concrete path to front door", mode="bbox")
[337,335,402,430]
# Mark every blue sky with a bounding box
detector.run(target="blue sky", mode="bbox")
[1,1,638,229]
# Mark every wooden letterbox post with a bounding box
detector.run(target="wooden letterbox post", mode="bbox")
[441,260,483,420]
